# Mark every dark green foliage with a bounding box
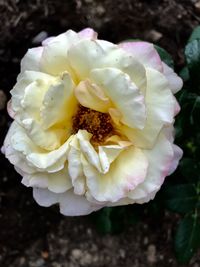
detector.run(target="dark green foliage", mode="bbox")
[175,214,200,263]
[164,184,198,214]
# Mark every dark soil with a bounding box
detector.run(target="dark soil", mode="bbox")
[0,0,200,266]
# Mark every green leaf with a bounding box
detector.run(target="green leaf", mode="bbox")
[175,214,200,263]
[154,45,174,68]
[188,26,200,43]
[164,184,198,214]
[185,39,200,90]
[93,207,112,234]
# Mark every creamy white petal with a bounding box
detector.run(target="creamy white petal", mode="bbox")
[128,133,174,203]
[167,144,183,176]
[68,39,147,93]
[21,47,43,73]
[22,118,67,151]
[33,188,59,207]
[40,72,76,129]
[74,79,112,112]
[122,67,176,148]
[78,28,98,39]
[119,41,163,72]
[59,190,103,216]
[82,146,148,202]
[162,62,183,94]
[90,68,146,129]
[40,30,81,76]
[26,135,73,172]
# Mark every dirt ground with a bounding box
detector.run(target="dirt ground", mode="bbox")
[1,0,200,266]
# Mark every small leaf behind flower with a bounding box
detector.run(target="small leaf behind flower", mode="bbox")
[164,184,198,214]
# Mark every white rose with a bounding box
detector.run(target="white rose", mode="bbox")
[3,28,183,216]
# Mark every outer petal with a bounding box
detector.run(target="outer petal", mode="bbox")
[33,187,59,207]
[90,68,146,129]
[119,41,163,72]
[21,47,43,73]
[3,122,36,174]
[22,165,72,194]
[122,67,176,148]
[7,121,73,172]
[167,144,183,175]
[78,28,97,39]
[162,62,183,94]
[128,133,174,203]
[11,71,55,114]
[59,190,102,216]
[40,30,81,76]
[82,146,148,202]
[33,188,102,216]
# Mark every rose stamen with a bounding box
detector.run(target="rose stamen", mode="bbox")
[72,105,114,144]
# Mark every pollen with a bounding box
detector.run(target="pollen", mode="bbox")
[72,105,114,144]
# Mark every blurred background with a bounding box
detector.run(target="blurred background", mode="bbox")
[0,0,200,266]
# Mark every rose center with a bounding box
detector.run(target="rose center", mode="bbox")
[72,105,114,143]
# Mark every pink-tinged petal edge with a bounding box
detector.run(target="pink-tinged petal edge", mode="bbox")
[7,100,15,119]
[167,145,183,176]
[78,28,98,39]
[119,41,163,72]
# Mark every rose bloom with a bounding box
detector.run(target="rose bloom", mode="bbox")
[2,28,183,216]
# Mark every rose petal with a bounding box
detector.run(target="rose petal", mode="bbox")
[68,39,147,93]
[167,144,183,175]
[21,47,43,73]
[41,72,76,130]
[119,41,163,72]
[40,30,81,76]
[90,68,146,129]
[128,133,174,203]
[82,146,148,202]
[162,62,183,94]
[122,67,176,148]
[74,79,112,112]
[78,28,98,39]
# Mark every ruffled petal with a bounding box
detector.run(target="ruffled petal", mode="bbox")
[68,39,147,93]
[82,146,148,202]
[21,47,43,73]
[128,133,174,203]
[40,72,76,130]
[119,41,163,72]
[90,68,146,129]
[162,62,183,94]
[74,79,112,112]
[40,30,81,76]
[22,118,67,151]
[122,67,176,148]
[78,28,98,39]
